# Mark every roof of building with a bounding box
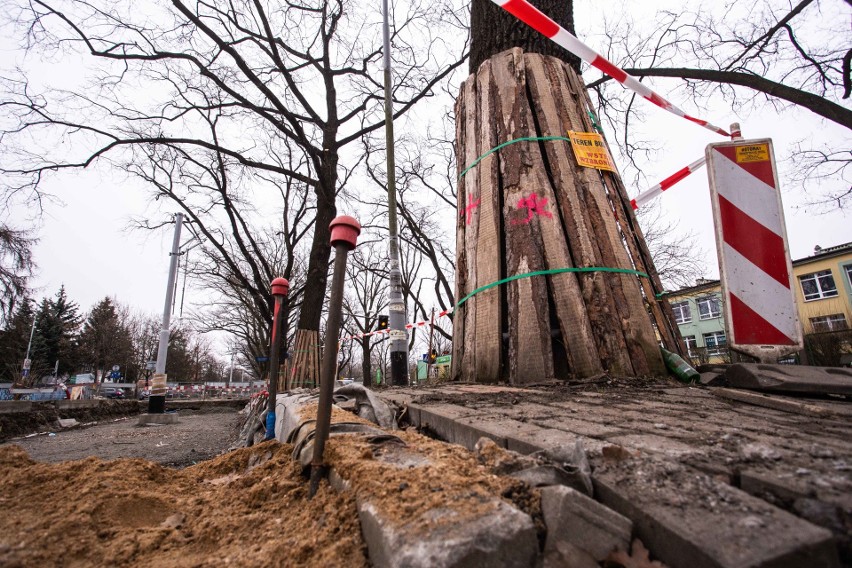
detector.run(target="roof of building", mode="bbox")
[792,241,852,266]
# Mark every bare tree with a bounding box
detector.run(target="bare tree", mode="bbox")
[586,0,851,205]
[341,244,388,387]
[1,0,467,340]
[0,224,35,322]
[636,204,707,290]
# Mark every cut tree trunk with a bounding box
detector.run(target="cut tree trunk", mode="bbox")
[453,49,676,384]
[288,328,321,388]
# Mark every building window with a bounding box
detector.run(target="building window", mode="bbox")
[845,264,852,288]
[683,335,697,357]
[799,270,838,301]
[697,296,721,320]
[810,314,848,333]
[672,301,691,324]
[703,331,727,355]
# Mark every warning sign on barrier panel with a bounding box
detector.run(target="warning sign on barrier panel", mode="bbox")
[706,138,802,362]
[567,131,616,172]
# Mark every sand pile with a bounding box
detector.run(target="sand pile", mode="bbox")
[0,441,367,567]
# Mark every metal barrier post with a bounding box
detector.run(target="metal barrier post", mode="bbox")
[309,215,360,497]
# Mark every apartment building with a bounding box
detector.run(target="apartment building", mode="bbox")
[666,241,852,365]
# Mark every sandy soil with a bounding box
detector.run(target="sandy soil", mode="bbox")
[0,401,541,568]
[0,441,368,568]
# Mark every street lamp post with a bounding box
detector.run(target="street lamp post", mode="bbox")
[148,213,184,414]
[382,0,409,386]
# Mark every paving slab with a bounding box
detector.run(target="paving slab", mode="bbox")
[381,383,850,566]
[593,456,840,568]
[711,387,839,418]
[540,485,631,563]
[358,498,537,568]
[532,416,626,439]
[740,469,852,564]
[722,363,852,396]
[605,433,699,457]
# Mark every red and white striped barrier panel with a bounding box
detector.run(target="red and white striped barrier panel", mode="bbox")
[706,139,801,358]
[631,157,706,210]
[490,0,729,137]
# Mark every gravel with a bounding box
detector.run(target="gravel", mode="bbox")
[2,407,242,467]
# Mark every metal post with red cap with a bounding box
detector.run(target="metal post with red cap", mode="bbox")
[264,277,289,441]
[309,215,360,498]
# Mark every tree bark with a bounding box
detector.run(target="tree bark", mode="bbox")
[470,0,580,74]
[454,49,671,383]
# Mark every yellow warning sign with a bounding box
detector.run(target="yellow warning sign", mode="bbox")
[735,143,769,163]
[567,131,616,172]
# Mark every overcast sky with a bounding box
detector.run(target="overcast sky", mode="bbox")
[2,0,849,354]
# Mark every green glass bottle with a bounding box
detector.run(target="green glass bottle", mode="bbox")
[660,348,700,383]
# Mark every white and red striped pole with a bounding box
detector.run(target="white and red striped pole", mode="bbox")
[490,0,729,137]
[631,157,707,210]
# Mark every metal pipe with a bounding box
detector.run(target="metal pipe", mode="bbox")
[309,216,360,498]
[265,277,289,441]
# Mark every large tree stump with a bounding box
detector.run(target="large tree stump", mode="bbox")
[453,49,673,383]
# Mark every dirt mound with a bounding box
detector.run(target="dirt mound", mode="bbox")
[0,442,367,568]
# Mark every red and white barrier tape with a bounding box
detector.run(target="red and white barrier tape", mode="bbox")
[342,309,453,342]
[630,156,706,210]
[491,0,729,137]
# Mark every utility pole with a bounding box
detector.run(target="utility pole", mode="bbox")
[21,317,36,382]
[228,352,234,387]
[382,0,409,386]
[148,212,184,414]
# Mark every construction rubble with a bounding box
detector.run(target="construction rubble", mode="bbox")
[0,367,849,568]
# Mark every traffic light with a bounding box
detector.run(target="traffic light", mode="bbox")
[429,349,437,363]
[377,315,389,331]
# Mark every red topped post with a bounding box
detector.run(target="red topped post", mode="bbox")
[264,277,290,440]
[310,215,360,497]
[329,215,361,250]
[271,277,290,297]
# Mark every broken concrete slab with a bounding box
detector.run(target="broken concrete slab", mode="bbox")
[721,363,852,396]
[540,485,631,565]
[137,413,179,425]
[413,404,505,449]
[740,469,852,564]
[54,418,78,429]
[711,388,835,418]
[593,456,840,568]
[358,497,537,568]
[384,383,850,566]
